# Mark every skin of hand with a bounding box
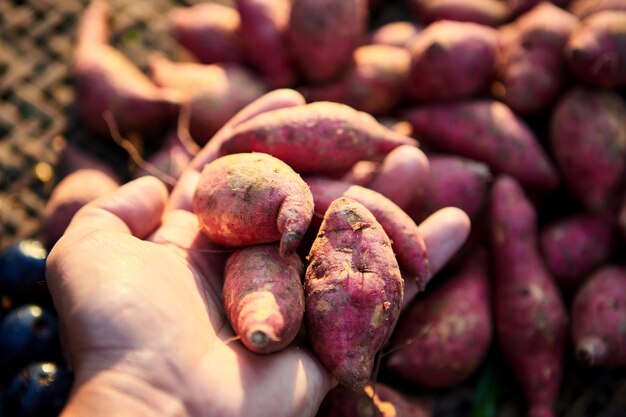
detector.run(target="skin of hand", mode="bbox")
[46,89,471,417]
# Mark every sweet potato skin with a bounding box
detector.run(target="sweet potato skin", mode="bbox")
[220,102,416,176]
[407,21,497,101]
[490,176,567,417]
[302,45,411,116]
[496,3,579,114]
[386,250,492,389]
[150,56,267,145]
[550,88,626,214]
[192,153,314,256]
[565,12,626,88]
[223,245,304,354]
[305,197,403,389]
[407,0,509,26]
[540,214,615,289]
[572,266,626,367]
[288,0,368,83]
[568,0,626,19]
[369,21,423,49]
[168,3,243,64]
[406,100,559,189]
[132,130,194,187]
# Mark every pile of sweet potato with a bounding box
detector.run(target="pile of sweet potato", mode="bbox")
[46,0,626,415]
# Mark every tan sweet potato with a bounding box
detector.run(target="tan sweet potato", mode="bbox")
[568,0,626,19]
[219,101,416,176]
[369,21,423,49]
[223,245,304,354]
[305,197,403,389]
[407,0,509,26]
[192,153,314,256]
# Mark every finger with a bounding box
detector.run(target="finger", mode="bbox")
[402,207,471,308]
[167,169,200,212]
[65,176,168,239]
[189,88,306,171]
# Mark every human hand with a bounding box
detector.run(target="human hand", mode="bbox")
[46,90,470,417]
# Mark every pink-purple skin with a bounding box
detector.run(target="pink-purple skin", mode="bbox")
[496,3,579,114]
[236,0,296,88]
[540,214,615,289]
[619,197,626,240]
[569,0,626,19]
[305,178,430,289]
[408,20,498,102]
[386,250,492,389]
[572,266,626,367]
[302,44,411,116]
[168,3,244,65]
[150,55,267,145]
[305,197,403,389]
[550,87,626,214]
[507,0,570,17]
[406,154,491,223]
[407,0,509,27]
[223,245,304,354]
[288,0,368,83]
[565,12,626,88]
[132,130,194,188]
[219,101,417,176]
[406,100,559,190]
[490,175,568,417]
[369,21,423,49]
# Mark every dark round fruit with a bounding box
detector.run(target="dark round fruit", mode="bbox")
[0,240,48,304]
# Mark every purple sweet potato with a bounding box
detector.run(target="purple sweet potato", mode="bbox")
[168,3,243,65]
[550,88,626,214]
[565,11,626,88]
[386,250,492,389]
[369,21,423,49]
[490,176,568,417]
[219,101,417,176]
[236,0,296,88]
[407,0,509,26]
[496,3,579,114]
[132,130,194,187]
[305,178,429,289]
[73,2,180,138]
[619,197,626,240]
[288,0,368,83]
[540,214,615,289]
[407,20,498,102]
[572,266,626,367]
[316,383,433,417]
[569,0,626,19]
[406,100,559,189]
[192,153,314,256]
[223,245,304,354]
[507,0,570,17]
[302,44,411,116]
[150,55,267,145]
[406,154,491,223]
[305,197,403,389]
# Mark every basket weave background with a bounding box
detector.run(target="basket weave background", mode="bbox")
[0,1,625,416]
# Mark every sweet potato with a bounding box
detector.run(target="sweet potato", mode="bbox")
[490,176,568,417]
[288,0,368,83]
[168,3,243,65]
[496,3,579,114]
[540,214,615,289]
[406,100,559,189]
[568,0,626,19]
[565,11,626,88]
[386,250,492,389]
[305,179,429,288]
[369,21,423,49]
[305,197,403,389]
[316,383,433,417]
[223,245,304,354]
[192,153,314,256]
[73,3,180,138]
[407,0,509,26]
[301,45,411,116]
[150,55,267,145]
[507,0,570,17]
[132,130,194,187]
[219,101,417,176]
[550,88,626,214]
[407,20,498,102]
[572,266,626,367]
[236,0,296,88]
[406,154,491,223]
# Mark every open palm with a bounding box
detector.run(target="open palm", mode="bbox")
[46,90,470,417]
